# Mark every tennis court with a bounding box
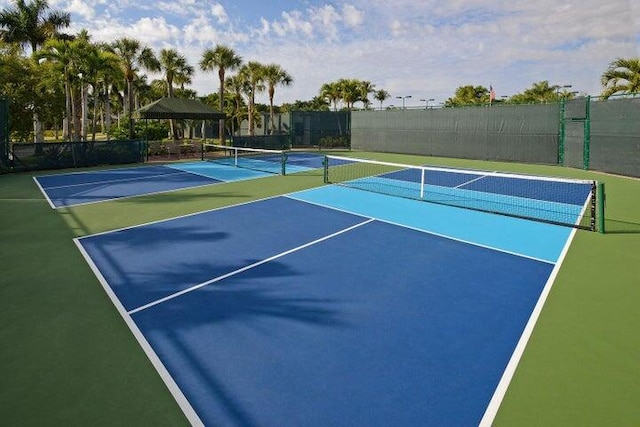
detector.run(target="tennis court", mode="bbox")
[74,159,590,426]
[34,151,326,209]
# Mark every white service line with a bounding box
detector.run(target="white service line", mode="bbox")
[127,218,375,315]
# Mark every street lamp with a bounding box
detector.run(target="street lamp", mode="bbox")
[556,84,572,99]
[419,98,435,109]
[396,95,412,109]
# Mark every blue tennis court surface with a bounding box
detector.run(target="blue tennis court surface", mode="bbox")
[75,182,580,426]
[35,153,327,209]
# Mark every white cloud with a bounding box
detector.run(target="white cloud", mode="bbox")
[271,11,313,37]
[310,5,340,40]
[84,16,181,45]
[66,0,94,20]
[15,0,638,104]
[183,16,219,46]
[211,3,228,24]
[342,4,364,28]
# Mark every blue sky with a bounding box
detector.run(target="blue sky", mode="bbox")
[3,0,639,105]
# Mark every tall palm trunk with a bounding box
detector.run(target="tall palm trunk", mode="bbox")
[64,69,72,140]
[104,85,112,141]
[81,82,88,141]
[269,89,275,134]
[218,68,225,143]
[127,78,135,139]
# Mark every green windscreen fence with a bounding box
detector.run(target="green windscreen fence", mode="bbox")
[0,98,8,172]
[351,97,639,178]
[231,134,291,150]
[351,104,560,164]
[588,96,640,177]
[10,139,146,172]
[290,111,350,149]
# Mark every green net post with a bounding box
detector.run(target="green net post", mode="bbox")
[597,181,606,233]
[282,151,286,176]
[323,156,329,183]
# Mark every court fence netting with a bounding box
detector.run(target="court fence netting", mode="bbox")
[202,143,287,175]
[8,139,146,172]
[324,155,605,232]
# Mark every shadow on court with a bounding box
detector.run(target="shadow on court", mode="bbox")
[604,218,640,234]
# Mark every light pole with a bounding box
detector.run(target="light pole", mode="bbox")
[556,84,572,99]
[419,98,435,109]
[396,95,411,109]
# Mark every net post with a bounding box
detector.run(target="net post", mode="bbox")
[597,181,605,234]
[420,168,425,199]
[323,156,329,183]
[281,151,286,176]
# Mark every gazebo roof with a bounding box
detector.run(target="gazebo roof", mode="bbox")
[136,98,225,120]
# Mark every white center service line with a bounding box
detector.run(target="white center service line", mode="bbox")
[127,218,375,315]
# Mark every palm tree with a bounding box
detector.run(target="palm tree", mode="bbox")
[358,80,375,109]
[238,61,266,136]
[109,38,160,139]
[0,0,70,142]
[338,78,361,110]
[0,0,70,54]
[445,85,492,106]
[320,81,342,111]
[374,89,390,110]
[158,48,193,140]
[200,45,242,142]
[84,44,121,140]
[158,48,192,98]
[225,74,248,136]
[174,61,195,93]
[37,38,82,140]
[262,64,293,134]
[601,57,640,99]
[530,81,560,102]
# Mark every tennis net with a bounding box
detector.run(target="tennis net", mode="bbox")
[324,155,605,231]
[202,144,287,175]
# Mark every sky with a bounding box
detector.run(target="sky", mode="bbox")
[3,0,639,106]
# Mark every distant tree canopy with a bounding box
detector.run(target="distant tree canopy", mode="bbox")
[444,85,490,107]
[443,80,584,107]
[1,0,638,143]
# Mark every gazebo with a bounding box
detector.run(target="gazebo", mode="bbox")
[137,97,225,121]
[136,98,225,159]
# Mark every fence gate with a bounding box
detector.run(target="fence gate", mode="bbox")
[560,97,590,169]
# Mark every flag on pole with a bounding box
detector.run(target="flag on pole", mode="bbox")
[489,85,496,105]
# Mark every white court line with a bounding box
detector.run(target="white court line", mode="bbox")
[478,224,579,426]
[73,238,205,427]
[37,168,189,190]
[127,218,375,315]
[77,194,286,239]
[47,180,223,210]
[285,192,556,266]
[32,176,57,209]
[454,171,496,188]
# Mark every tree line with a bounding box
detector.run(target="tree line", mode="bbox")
[1,0,639,142]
